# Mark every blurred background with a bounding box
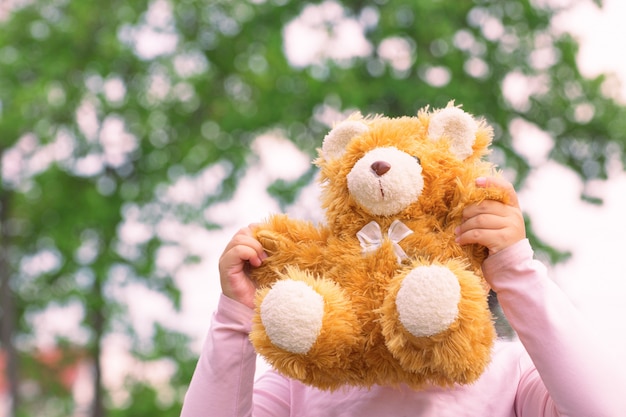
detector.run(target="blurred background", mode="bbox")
[1,0,626,416]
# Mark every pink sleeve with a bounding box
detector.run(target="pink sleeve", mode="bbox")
[483,239,626,417]
[180,295,256,417]
[180,295,292,417]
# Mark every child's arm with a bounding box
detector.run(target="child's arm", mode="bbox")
[181,226,290,417]
[458,177,626,417]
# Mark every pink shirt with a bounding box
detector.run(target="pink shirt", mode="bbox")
[181,240,625,416]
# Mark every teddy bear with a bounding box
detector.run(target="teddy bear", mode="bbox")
[249,103,508,390]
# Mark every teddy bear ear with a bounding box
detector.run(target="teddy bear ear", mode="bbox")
[321,114,370,160]
[427,105,478,160]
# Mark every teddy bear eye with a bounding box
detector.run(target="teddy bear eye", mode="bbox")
[413,155,421,165]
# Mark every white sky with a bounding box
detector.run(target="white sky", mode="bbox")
[553,0,626,102]
[522,0,626,349]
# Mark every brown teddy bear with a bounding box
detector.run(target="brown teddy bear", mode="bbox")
[249,103,507,390]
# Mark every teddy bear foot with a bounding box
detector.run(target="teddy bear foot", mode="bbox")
[259,279,325,354]
[395,265,461,338]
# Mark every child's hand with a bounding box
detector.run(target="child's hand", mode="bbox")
[219,225,267,309]
[455,177,526,256]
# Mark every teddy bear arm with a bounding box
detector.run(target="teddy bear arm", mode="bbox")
[443,182,510,230]
[467,183,510,205]
[251,215,330,289]
[255,214,328,255]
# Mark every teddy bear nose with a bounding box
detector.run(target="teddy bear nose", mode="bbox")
[371,161,391,176]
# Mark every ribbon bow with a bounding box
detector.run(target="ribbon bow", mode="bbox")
[356,219,413,263]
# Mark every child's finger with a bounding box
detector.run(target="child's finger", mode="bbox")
[460,212,506,233]
[222,228,267,266]
[462,199,508,221]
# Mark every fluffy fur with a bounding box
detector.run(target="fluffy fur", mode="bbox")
[249,103,507,390]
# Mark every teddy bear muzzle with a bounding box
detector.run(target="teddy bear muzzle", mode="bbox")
[347,146,424,216]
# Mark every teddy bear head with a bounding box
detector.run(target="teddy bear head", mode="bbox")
[316,104,496,237]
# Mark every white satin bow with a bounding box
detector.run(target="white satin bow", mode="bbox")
[356,219,413,263]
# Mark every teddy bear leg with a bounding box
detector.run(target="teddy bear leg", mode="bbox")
[250,267,361,388]
[379,262,495,385]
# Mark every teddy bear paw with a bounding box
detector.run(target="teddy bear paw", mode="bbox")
[256,229,288,253]
[396,265,461,337]
[259,279,325,354]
